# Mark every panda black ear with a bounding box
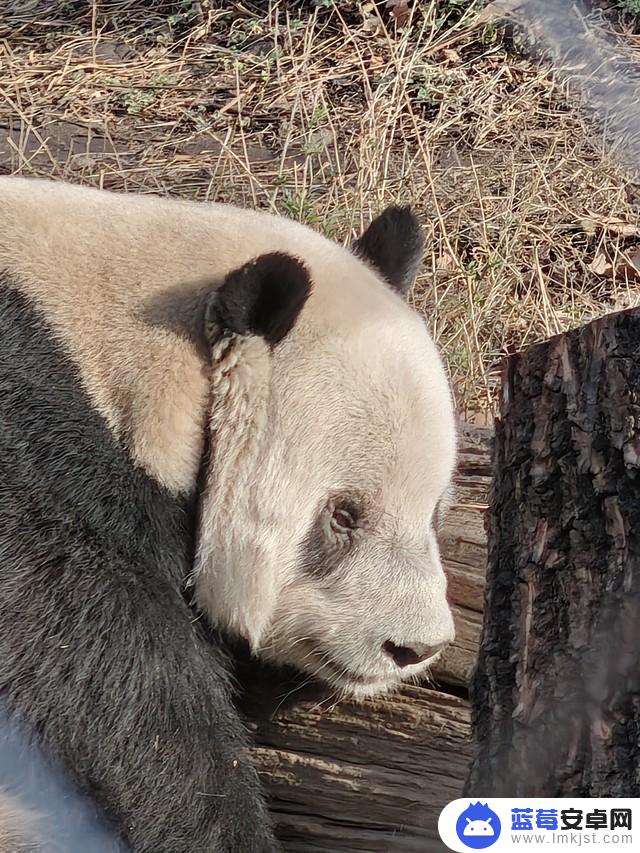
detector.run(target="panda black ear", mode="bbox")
[205,252,312,347]
[352,206,425,297]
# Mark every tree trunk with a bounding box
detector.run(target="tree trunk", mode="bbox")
[467,307,640,798]
[240,425,492,852]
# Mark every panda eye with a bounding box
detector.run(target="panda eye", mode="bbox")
[330,506,357,533]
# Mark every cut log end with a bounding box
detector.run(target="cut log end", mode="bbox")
[467,307,640,799]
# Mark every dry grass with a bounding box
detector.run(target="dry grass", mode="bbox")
[2,0,640,417]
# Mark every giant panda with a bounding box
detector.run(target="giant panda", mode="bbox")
[0,176,457,852]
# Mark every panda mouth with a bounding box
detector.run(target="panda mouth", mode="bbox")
[312,656,372,685]
[319,662,399,696]
[292,641,400,693]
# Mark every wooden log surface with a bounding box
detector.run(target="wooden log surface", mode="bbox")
[467,307,640,798]
[436,425,491,688]
[240,424,492,852]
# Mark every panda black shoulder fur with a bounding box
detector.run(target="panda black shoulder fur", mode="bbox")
[0,177,457,852]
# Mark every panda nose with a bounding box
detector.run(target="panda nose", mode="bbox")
[382,639,446,668]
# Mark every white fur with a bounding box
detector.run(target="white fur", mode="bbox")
[0,791,38,852]
[0,177,457,696]
[195,308,457,695]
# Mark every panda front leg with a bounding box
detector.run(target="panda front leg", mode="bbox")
[0,270,278,852]
[0,545,277,853]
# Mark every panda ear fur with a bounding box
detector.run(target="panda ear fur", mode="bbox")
[205,252,311,347]
[352,205,425,297]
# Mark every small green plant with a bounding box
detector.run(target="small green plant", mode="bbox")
[258,52,277,83]
[279,190,317,222]
[302,139,325,156]
[448,344,470,374]
[309,106,328,130]
[184,106,210,132]
[411,65,447,111]
[480,19,498,45]
[462,258,480,279]
[434,0,480,30]
[620,0,640,13]
[167,4,198,35]
[278,191,339,237]
[319,215,341,240]
[100,74,124,88]
[414,71,432,103]
[123,90,156,115]
[152,73,180,87]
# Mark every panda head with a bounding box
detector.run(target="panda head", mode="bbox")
[193,207,456,697]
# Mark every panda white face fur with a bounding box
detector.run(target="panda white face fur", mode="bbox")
[0,177,456,699]
[196,258,457,697]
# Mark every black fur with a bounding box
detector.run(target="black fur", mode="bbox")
[0,279,277,853]
[205,253,311,347]
[352,206,425,296]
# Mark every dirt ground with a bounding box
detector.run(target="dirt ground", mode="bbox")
[2,0,640,419]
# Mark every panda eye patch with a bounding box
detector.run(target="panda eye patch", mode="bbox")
[299,494,365,576]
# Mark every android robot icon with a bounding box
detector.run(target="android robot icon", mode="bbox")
[455,802,501,849]
[465,817,494,835]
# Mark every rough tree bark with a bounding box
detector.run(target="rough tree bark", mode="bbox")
[467,307,640,798]
[239,425,492,852]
